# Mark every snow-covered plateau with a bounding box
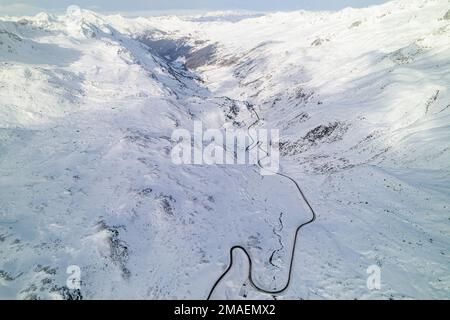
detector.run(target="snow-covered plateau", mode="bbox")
[0,0,449,299]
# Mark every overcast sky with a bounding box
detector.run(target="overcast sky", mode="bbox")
[0,0,392,16]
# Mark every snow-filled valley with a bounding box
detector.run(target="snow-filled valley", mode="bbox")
[0,0,449,299]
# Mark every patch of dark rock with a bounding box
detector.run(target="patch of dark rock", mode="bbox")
[304,122,342,143]
[159,194,176,216]
[225,101,240,120]
[247,233,263,250]
[293,88,316,107]
[124,128,157,147]
[280,122,348,156]
[216,54,241,67]
[51,286,83,300]
[349,21,362,28]
[233,57,264,79]
[138,187,153,196]
[293,88,314,102]
[443,10,450,20]
[286,112,309,128]
[96,221,131,280]
[425,90,440,114]
[388,43,423,65]
[0,30,22,42]
[0,270,15,281]
[34,265,57,275]
[20,283,38,299]
[311,38,329,46]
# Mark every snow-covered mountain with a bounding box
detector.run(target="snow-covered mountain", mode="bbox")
[1,0,449,299]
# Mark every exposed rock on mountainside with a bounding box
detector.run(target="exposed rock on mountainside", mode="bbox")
[443,9,450,20]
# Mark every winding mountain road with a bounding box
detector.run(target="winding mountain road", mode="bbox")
[207,104,317,299]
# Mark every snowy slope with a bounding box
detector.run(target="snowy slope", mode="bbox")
[1,0,450,299]
[0,8,312,300]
